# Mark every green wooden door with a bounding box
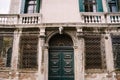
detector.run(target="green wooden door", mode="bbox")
[49,48,74,80]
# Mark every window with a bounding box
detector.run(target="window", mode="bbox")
[79,0,103,12]
[21,0,40,13]
[0,33,13,69]
[19,29,39,70]
[108,0,118,12]
[84,0,96,12]
[84,34,106,71]
[25,0,37,13]
[111,35,120,70]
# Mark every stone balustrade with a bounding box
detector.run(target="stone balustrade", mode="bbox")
[0,14,18,25]
[0,13,120,26]
[19,13,41,24]
[107,13,120,23]
[0,13,42,25]
[81,12,120,24]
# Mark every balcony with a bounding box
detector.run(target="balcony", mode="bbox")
[80,12,120,24]
[0,12,120,27]
[0,13,41,25]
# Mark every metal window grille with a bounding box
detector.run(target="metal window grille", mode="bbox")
[111,35,120,69]
[85,34,102,69]
[19,34,38,70]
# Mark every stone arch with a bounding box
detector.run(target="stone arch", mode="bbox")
[49,33,73,46]
[46,31,76,47]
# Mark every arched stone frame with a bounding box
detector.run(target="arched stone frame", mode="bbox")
[43,30,85,80]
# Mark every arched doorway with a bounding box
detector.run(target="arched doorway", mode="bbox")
[48,33,74,80]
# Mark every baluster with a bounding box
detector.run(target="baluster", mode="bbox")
[97,16,100,23]
[31,17,33,24]
[94,16,97,23]
[31,17,34,24]
[0,17,1,24]
[116,16,119,23]
[35,17,37,23]
[27,17,29,24]
[88,16,91,23]
[29,17,31,24]
[28,17,30,24]
[110,16,113,23]
[30,17,32,24]
[119,16,120,23]
[114,16,117,23]
[26,17,28,24]
[84,16,87,23]
[22,17,25,24]
[91,16,94,23]
[38,16,41,23]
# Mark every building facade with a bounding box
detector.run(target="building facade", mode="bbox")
[0,0,120,80]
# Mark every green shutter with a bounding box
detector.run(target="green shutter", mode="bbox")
[118,0,120,11]
[36,0,40,13]
[96,0,103,12]
[79,0,84,12]
[20,0,26,13]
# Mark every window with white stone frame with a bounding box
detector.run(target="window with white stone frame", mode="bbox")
[19,29,39,70]
[84,34,106,72]
[0,32,13,70]
[111,34,120,70]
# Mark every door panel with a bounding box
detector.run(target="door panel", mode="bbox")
[49,49,74,80]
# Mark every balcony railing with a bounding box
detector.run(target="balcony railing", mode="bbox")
[0,13,42,25]
[0,13,120,26]
[81,12,120,23]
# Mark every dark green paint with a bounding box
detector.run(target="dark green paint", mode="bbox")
[49,48,74,80]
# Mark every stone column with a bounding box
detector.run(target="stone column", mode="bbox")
[37,27,45,80]
[11,29,22,80]
[104,33,114,72]
[44,45,49,80]
[11,29,22,70]
[75,28,85,80]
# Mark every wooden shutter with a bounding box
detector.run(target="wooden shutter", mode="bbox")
[96,0,103,12]
[79,0,84,12]
[118,0,120,11]
[36,0,40,13]
[20,0,26,13]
